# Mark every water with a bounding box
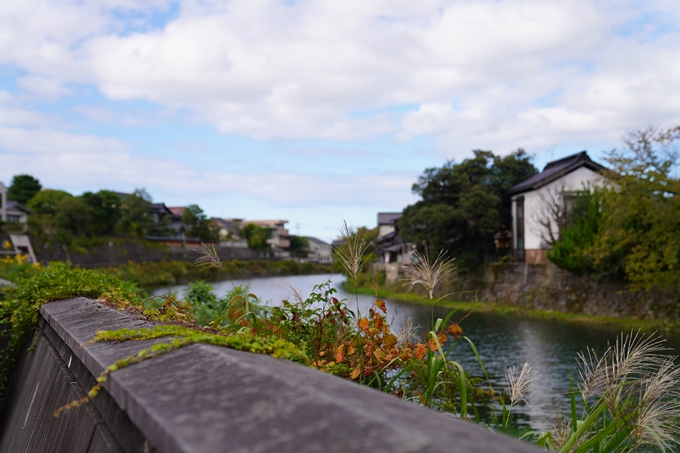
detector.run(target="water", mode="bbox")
[154,274,680,431]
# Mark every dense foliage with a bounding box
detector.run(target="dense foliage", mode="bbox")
[398,149,537,271]
[549,126,680,291]
[7,174,42,205]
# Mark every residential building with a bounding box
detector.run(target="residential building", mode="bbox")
[507,151,607,264]
[1,181,31,230]
[213,218,248,248]
[305,236,332,264]
[246,220,290,258]
[0,182,5,223]
[374,212,412,264]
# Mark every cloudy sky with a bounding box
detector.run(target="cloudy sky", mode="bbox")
[1,0,679,241]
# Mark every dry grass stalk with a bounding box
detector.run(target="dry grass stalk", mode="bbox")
[505,362,540,407]
[401,245,455,300]
[194,243,223,270]
[334,220,368,283]
[574,331,680,451]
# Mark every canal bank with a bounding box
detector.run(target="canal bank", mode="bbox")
[345,281,680,336]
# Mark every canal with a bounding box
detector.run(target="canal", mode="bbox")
[154,273,680,431]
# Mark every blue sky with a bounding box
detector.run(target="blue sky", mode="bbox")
[1,0,679,242]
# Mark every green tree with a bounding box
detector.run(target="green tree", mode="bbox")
[26,189,73,216]
[8,174,42,205]
[547,190,603,275]
[589,126,680,290]
[118,189,152,237]
[242,224,272,252]
[182,204,216,240]
[55,197,93,236]
[288,235,310,258]
[399,149,537,271]
[80,191,122,235]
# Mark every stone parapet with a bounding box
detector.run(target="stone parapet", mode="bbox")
[1,297,540,453]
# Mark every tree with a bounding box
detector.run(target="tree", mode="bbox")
[241,224,271,252]
[80,190,122,235]
[398,149,537,270]
[26,189,73,216]
[547,190,603,275]
[54,197,93,236]
[118,188,152,237]
[589,126,680,290]
[8,174,42,205]
[182,204,216,240]
[288,235,310,258]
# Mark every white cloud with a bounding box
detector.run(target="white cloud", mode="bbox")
[0,0,678,153]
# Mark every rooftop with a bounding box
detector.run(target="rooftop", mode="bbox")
[507,151,607,196]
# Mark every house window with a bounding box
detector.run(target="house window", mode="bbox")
[515,197,525,262]
[7,215,21,223]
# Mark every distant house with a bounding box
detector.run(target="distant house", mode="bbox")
[305,237,332,264]
[507,151,607,264]
[374,212,412,264]
[246,220,290,258]
[0,181,31,231]
[213,218,248,248]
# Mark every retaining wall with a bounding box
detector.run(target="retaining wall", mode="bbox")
[375,262,679,320]
[0,297,540,453]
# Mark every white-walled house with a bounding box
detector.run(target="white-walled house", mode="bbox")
[0,182,31,230]
[305,236,332,264]
[507,151,607,263]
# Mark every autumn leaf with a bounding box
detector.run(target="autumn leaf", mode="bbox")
[414,343,427,359]
[428,337,438,351]
[438,332,448,345]
[373,312,384,332]
[358,317,370,333]
[335,345,345,363]
[383,334,398,349]
[375,299,387,313]
[350,366,361,379]
[373,349,387,361]
[447,323,463,340]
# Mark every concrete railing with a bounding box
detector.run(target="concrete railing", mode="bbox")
[0,297,541,453]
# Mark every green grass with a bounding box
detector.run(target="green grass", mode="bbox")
[346,282,680,336]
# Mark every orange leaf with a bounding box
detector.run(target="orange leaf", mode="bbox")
[350,366,361,380]
[375,299,387,313]
[335,345,345,363]
[438,332,448,345]
[373,314,384,333]
[447,324,463,340]
[428,337,438,351]
[373,349,387,361]
[358,318,370,333]
[414,343,427,359]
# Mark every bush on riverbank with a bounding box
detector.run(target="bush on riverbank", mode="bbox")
[84,259,330,288]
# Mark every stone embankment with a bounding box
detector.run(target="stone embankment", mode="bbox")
[373,262,679,320]
[0,297,540,453]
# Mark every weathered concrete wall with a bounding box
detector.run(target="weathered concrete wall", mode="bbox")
[1,297,540,453]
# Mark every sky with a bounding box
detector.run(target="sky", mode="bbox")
[1,0,679,242]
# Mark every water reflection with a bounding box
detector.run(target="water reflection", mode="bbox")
[154,274,680,431]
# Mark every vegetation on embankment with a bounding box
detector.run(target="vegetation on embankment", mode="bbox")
[344,279,680,336]
[97,259,333,288]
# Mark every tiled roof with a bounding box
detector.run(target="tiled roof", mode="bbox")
[507,151,606,196]
[377,212,401,225]
[305,236,329,246]
[6,201,32,214]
